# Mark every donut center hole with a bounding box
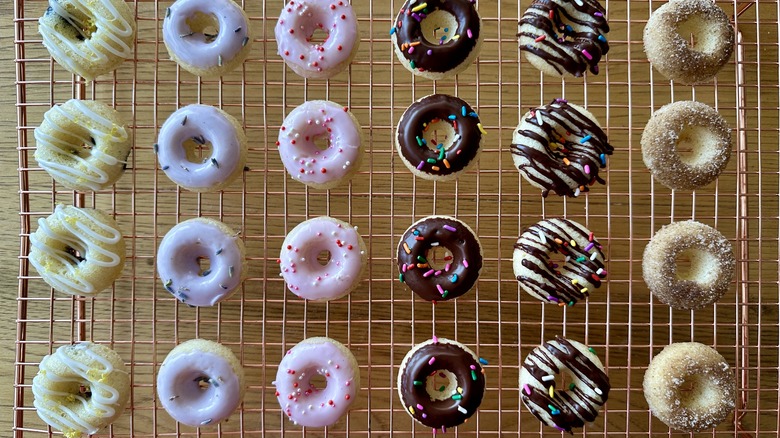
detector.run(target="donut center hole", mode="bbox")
[194,375,214,390]
[187,12,220,42]
[676,373,714,408]
[182,137,213,164]
[197,256,212,276]
[425,369,458,401]
[309,373,327,390]
[420,9,458,45]
[317,250,332,266]
[676,15,719,53]
[65,245,86,264]
[313,134,331,151]
[422,119,457,153]
[308,27,329,45]
[53,8,96,41]
[78,383,92,399]
[674,248,717,283]
[424,245,453,271]
[676,125,722,166]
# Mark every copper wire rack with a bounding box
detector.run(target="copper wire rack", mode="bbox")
[12,0,780,436]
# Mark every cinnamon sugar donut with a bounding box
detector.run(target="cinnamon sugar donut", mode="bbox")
[642,101,731,190]
[644,0,734,85]
[643,220,734,310]
[643,342,735,432]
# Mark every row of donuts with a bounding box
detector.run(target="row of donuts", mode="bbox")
[39,0,734,86]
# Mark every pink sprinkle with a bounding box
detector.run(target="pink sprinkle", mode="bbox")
[423,269,435,277]
[444,263,451,272]
[443,224,457,232]
[584,164,591,174]
[434,270,442,276]
[463,260,469,268]
[467,28,473,38]
[470,365,476,370]
[428,357,436,365]
[432,335,439,344]
[523,384,531,395]
[417,403,424,410]
[408,46,415,54]
[402,264,407,273]
[582,49,593,60]
[436,284,444,294]
[417,161,425,170]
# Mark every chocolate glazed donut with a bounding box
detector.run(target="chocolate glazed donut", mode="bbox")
[392,0,481,73]
[398,338,486,430]
[398,216,482,302]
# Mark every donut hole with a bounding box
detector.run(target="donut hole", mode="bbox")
[676,373,715,409]
[420,9,458,45]
[309,373,327,390]
[65,245,86,264]
[675,125,721,166]
[422,119,457,152]
[182,137,213,164]
[317,250,332,266]
[674,248,717,283]
[78,383,93,399]
[187,12,220,42]
[308,27,329,45]
[55,9,96,41]
[676,15,719,54]
[313,134,331,151]
[425,369,458,401]
[197,256,212,277]
[424,245,453,271]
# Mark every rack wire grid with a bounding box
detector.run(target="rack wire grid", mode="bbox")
[12,0,780,436]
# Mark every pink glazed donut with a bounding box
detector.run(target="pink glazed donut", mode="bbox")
[274,337,359,427]
[274,0,360,79]
[279,216,366,301]
[278,100,363,189]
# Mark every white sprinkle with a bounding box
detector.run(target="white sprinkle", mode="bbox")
[457,405,468,414]
[431,242,440,247]
[542,375,555,382]
[594,387,603,395]
[574,187,581,197]
[536,112,544,126]
[574,0,583,5]
[590,252,598,260]
[596,268,604,275]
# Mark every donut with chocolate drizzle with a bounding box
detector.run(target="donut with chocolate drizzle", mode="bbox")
[520,337,610,433]
[511,98,613,198]
[517,0,609,77]
[397,216,482,302]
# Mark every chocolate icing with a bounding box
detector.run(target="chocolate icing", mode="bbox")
[517,0,609,77]
[393,0,481,73]
[510,99,613,197]
[399,339,486,429]
[514,218,606,305]
[397,94,482,178]
[521,337,610,433]
[398,216,482,302]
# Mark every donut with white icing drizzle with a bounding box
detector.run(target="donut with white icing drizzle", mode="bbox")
[275,0,359,79]
[38,0,136,80]
[29,204,126,297]
[156,104,248,192]
[157,339,245,427]
[157,218,246,307]
[519,337,610,433]
[35,99,131,192]
[279,216,366,301]
[274,337,359,427]
[162,0,252,77]
[277,101,363,189]
[513,218,607,307]
[33,342,131,437]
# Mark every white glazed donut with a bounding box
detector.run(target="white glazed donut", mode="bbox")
[277,100,363,189]
[279,216,366,301]
[34,99,131,192]
[156,105,248,192]
[162,0,252,77]
[274,0,360,79]
[157,218,246,307]
[157,339,245,427]
[274,337,359,427]
[29,204,125,297]
[33,342,131,437]
[38,0,136,80]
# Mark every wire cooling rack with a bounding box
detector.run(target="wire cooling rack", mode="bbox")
[13,0,780,436]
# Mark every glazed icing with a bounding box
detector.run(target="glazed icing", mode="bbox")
[157,218,244,307]
[162,0,250,70]
[278,101,362,187]
[275,0,358,76]
[35,99,130,191]
[29,205,124,296]
[33,342,129,437]
[279,217,364,301]
[274,338,358,427]
[157,347,243,427]
[39,0,134,79]
[520,337,610,433]
[156,105,243,190]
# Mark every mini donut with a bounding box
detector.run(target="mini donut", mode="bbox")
[157,218,247,307]
[644,0,735,85]
[279,216,366,301]
[397,216,483,302]
[518,0,609,78]
[33,342,131,437]
[643,220,734,310]
[642,101,732,191]
[34,99,131,192]
[162,0,252,77]
[520,337,610,433]
[156,105,248,192]
[274,337,359,427]
[277,101,363,189]
[157,339,245,427]
[29,204,125,297]
[38,0,136,80]
[643,342,735,431]
[275,0,359,79]
[396,94,484,181]
[511,98,614,198]
[397,337,486,432]
[514,218,607,306]
[391,0,484,80]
